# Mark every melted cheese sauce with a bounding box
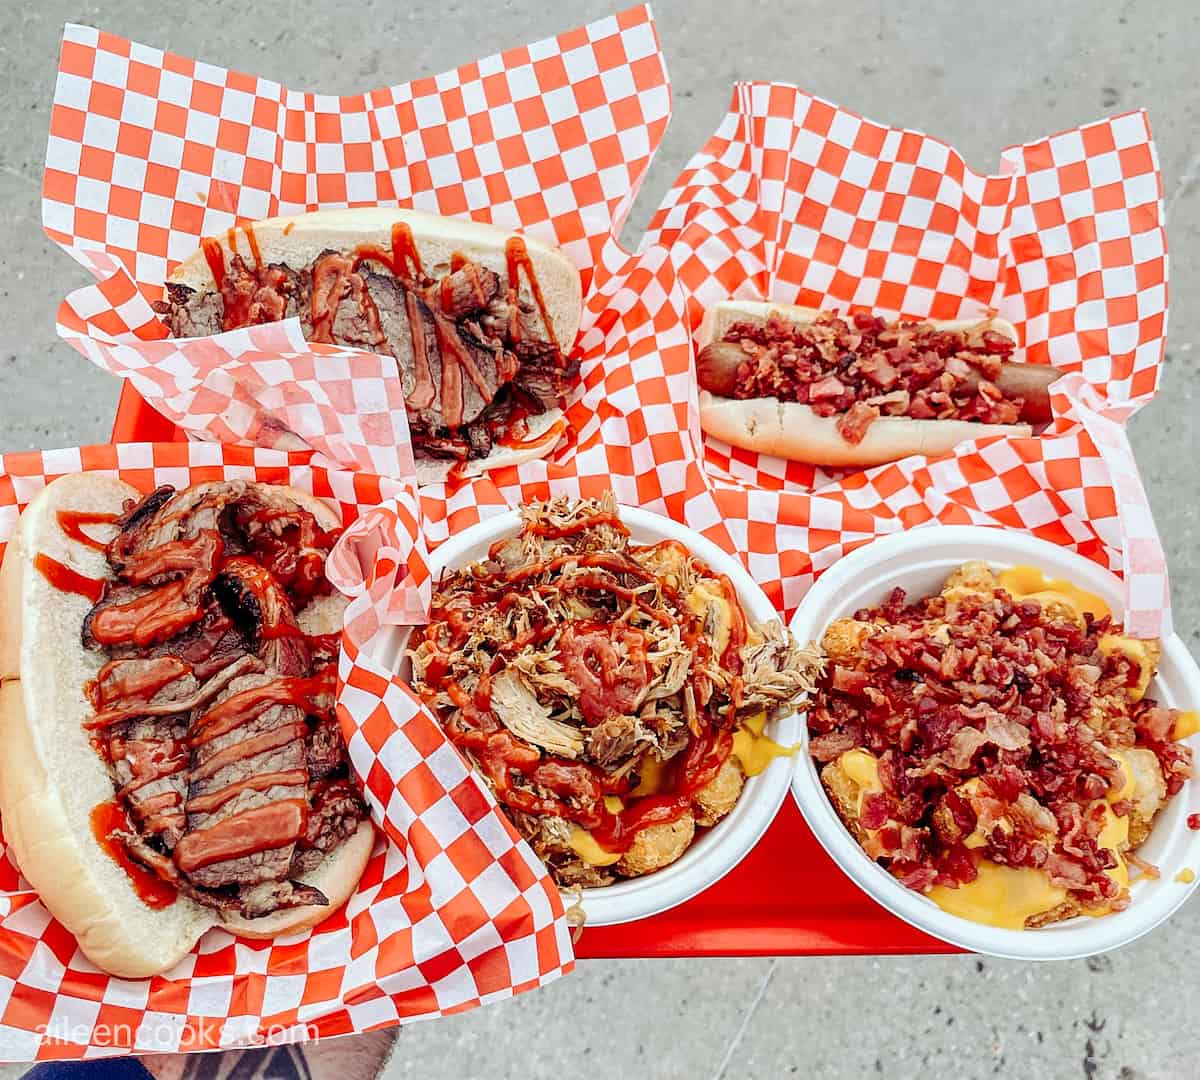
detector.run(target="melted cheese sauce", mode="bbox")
[567,828,621,867]
[927,865,1068,930]
[832,747,1138,928]
[1107,751,1137,803]
[1176,869,1195,884]
[630,755,668,796]
[566,796,628,866]
[997,565,1111,621]
[837,749,883,809]
[955,778,1012,849]
[732,710,796,777]
[1173,710,1200,741]
[1098,635,1155,701]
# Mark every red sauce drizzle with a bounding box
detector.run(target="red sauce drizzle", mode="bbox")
[186,769,309,816]
[505,236,559,349]
[174,798,308,873]
[497,418,566,454]
[190,672,334,747]
[189,721,309,783]
[244,223,262,268]
[201,237,226,289]
[89,531,223,648]
[90,801,177,909]
[391,222,423,279]
[57,509,117,551]
[86,655,193,713]
[34,554,104,603]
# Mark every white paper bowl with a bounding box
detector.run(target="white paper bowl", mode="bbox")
[788,525,1200,960]
[419,505,799,927]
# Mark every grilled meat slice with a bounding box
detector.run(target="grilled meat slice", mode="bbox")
[306,720,349,782]
[184,673,309,891]
[436,264,501,319]
[156,284,224,338]
[214,557,310,676]
[291,778,368,876]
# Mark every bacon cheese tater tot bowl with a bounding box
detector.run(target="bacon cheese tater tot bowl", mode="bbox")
[788,526,1200,961]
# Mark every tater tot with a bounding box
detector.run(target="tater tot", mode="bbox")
[616,813,696,876]
[822,618,873,662]
[693,756,746,827]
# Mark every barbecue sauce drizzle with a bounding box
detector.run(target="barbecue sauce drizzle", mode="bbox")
[90,801,177,909]
[57,509,117,550]
[504,236,559,349]
[34,554,104,603]
[174,798,308,873]
[425,508,739,854]
[45,486,351,900]
[195,223,560,444]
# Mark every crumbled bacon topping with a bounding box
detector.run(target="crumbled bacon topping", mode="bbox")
[808,570,1192,913]
[724,312,1022,442]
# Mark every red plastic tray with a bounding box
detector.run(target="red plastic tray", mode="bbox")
[110,381,957,957]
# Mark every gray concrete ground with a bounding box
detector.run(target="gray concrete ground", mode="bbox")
[1,2,1198,1078]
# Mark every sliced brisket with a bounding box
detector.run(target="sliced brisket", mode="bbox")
[82,481,367,921]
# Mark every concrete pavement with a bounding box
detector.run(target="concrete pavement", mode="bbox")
[1,2,1197,1077]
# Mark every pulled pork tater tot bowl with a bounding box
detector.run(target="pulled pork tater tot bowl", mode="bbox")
[404,496,820,926]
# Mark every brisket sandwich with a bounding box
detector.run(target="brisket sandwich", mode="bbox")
[157,208,583,483]
[0,474,373,977]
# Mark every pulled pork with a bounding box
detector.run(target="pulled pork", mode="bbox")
[409,494,821,886]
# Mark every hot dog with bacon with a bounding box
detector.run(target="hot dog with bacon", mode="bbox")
[0,475,373,977]
[696,301,1058,467]
[157,208,583,483]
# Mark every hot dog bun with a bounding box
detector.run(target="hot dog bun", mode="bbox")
[169,208,583,484]
[0,475,373,978]
[697,300,1035,468]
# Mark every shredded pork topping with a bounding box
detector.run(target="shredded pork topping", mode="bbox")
[409,494,821,886]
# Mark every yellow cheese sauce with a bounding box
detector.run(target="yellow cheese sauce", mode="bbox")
[1106,751,1137,803]
[1173,710,1200,741]
[997,565,1111,622]
[567,828,621,867]
[1098,635,1156,701]
[569,714,793,867]
[927,864,1068,930]
[732,710,797,777]
[566,797,630,866]
[833,747,1137,928]
[1176,869,1195,884]
[838,748,882,797]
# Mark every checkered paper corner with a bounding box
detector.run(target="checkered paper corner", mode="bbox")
[0,442,569,1061]
[43,9,671,477]
[640,82,1172,636]
[411,232,737,556]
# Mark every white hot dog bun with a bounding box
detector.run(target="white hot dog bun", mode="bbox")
[696,300,1035,468]
[168,208,583,484]
[0,475,374,978]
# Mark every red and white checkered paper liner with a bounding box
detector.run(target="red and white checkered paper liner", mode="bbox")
[641,84,1172,636]
[44,7,672,482]
[0,442,569,1061]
